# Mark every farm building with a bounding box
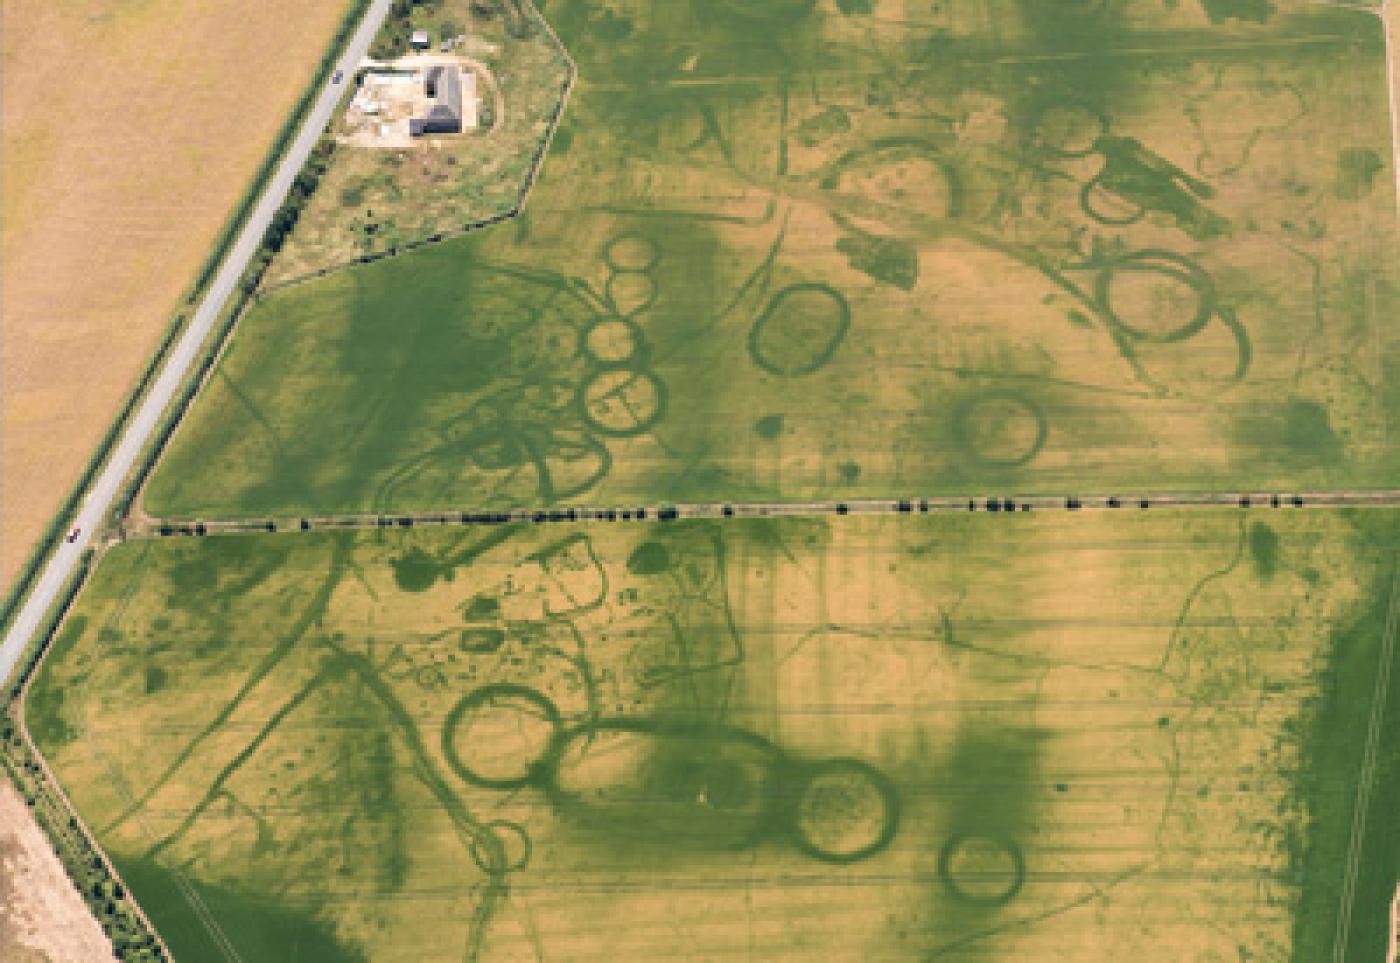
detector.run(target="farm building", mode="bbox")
[410,64,464,136]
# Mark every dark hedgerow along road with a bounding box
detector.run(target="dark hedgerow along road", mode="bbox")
[0,0,394,690]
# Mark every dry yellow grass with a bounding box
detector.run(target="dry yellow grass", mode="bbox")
[0,0,352,588]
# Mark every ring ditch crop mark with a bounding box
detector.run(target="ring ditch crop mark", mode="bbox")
[602,233,661,275]
[582,317,648,367]
[1094,250,1217,344]
[441,683,564,791]
[747,283,852,378]
[937,833,1028,907]
[786,757,901,865]
[951,390,1051,470]
[578,366,667,437]
[820,138,963,222]
[604,271,658,319]
[1026,99,1110,160]
[469,820,533,874]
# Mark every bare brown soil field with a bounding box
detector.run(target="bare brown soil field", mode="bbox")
[0,780,107,962]
[0,0,352,588]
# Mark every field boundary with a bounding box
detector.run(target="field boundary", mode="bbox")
[5,1,1399,961]
[121,488,1400,543]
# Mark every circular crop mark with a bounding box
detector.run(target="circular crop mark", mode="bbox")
[1096,251,1215,343]
[1028,100,1107,159]
[442,685,562,790]
[1079,176,1145,226]
[469,820,532,874]
[579,367,666,437]
[603,234,660,274]
[789,759,899,864]
[605,272,658,319]
[831,141,959,220]
[748,284,851,377]
[937,834,1026,906]
[952,391,1049,469]
[583,319,644,366]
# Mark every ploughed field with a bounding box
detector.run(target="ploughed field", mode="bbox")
[143,0,1400,519]
[27,509,1400,960]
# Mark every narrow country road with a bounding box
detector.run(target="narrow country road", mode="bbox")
[0,0,394,689]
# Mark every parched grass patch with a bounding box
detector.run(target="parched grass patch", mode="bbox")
[27,509,1400,959]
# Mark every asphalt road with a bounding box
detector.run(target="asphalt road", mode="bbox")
[0,0,393,690]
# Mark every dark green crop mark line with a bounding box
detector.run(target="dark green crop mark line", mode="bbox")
[23,2,1400,961]
[1157,514,1248,674]
[324,640,509,962]
[143,656,351,862]
[102,534,351,836]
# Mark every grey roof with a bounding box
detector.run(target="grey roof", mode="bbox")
[411,64,462,136]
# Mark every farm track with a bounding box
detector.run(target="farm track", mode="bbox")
[122,488,1400,542]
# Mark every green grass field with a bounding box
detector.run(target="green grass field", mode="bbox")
[26,508,1400,960]
[142,0,1400,520]
[26,2,1400,961]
